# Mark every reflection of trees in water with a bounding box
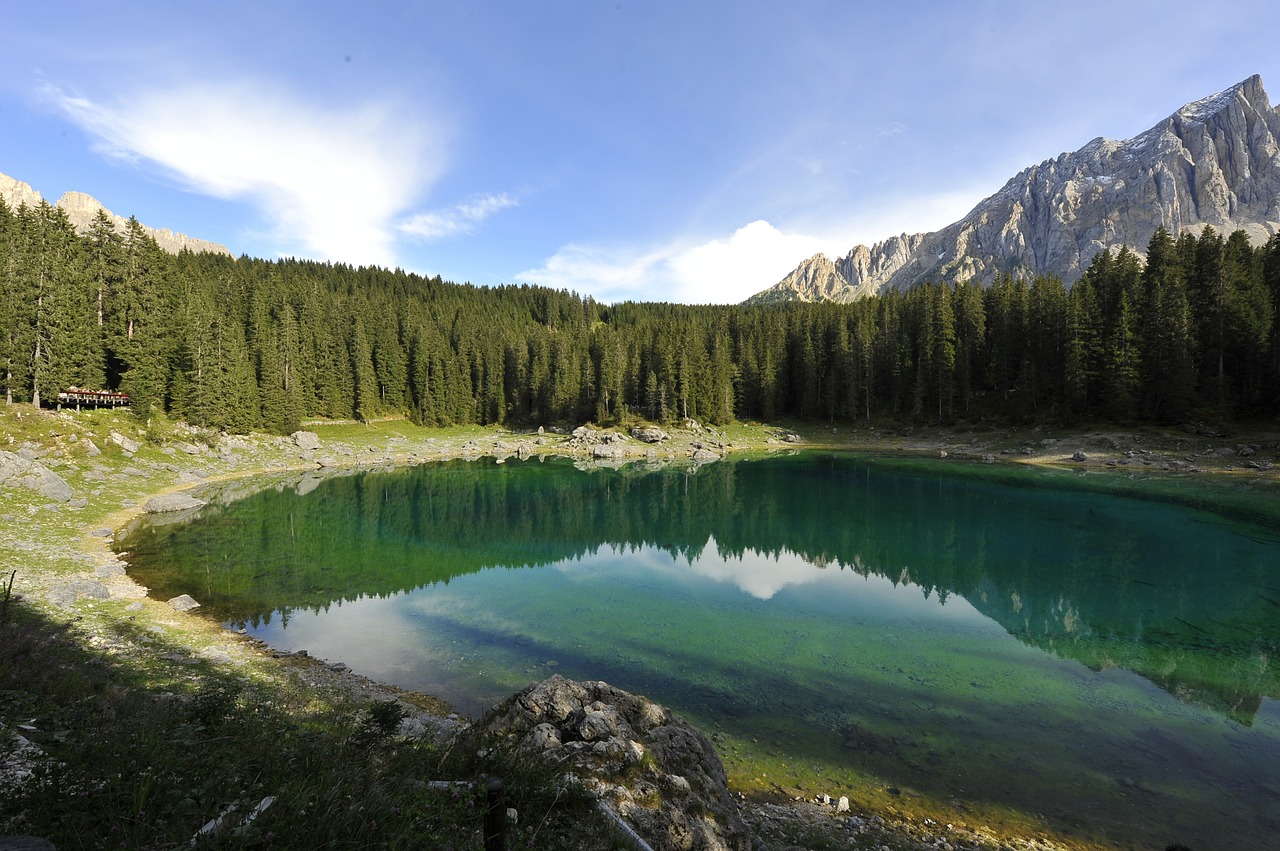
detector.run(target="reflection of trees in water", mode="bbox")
[120,455,1280,719]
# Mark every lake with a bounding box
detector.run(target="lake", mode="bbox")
[117,453,1280,849]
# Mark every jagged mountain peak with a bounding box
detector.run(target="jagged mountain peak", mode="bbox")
[750,74,1280,304]
[0,171,230,257]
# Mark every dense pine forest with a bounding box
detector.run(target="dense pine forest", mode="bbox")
[2,195,1279,433]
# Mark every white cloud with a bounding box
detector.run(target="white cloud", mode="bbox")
[518,220,847,305]
[45,81,448,268]
[399,193,517,240]
[516,187,983,305]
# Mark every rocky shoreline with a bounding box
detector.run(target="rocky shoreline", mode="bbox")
[3,407,1277,850]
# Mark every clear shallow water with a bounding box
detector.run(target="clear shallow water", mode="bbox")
[118,454,1280,849]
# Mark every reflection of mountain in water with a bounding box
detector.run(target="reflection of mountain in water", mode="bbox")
[120,455,1280,721]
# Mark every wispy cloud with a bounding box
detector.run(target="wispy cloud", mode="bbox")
[44,80,449,267]
[398,193,517,240]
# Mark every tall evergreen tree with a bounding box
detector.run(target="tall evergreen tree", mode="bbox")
[1138,227,1196,420]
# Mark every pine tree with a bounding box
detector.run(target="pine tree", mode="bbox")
[1139,227,1196,420]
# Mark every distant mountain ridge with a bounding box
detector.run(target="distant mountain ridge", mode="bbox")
[749,74,1280,304]
[0,171,230,257]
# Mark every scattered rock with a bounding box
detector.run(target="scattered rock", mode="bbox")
[0,450,74,502]
[109,431,141,455]
[144,492,208,513]
[167,594,201,612]
[692,448,720,463]
[1071,451,1088,462]
[630,426,670,444]
[291,431,321,451]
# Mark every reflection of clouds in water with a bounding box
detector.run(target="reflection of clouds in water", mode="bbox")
[573,537,990,626]
[552,536,919,601]
[692,535,827,599]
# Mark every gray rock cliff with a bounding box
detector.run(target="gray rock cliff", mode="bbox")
[750,74,1280,304]
[0,172,231,257]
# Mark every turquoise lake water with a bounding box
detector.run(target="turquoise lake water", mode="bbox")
[117,454,1280,849]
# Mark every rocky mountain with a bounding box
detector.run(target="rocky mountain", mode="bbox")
[0,171,231,257]
[749,74,1280,304]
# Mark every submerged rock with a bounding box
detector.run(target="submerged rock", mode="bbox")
[144,492,207,513]
[474,675,749,851]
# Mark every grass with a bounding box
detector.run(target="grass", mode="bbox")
[0,602,621,850]
[0,407,634,849]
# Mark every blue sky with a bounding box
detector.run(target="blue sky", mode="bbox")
[3,1,1278,304]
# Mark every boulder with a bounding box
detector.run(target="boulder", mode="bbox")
[0,451,73,502]
[167,594,201,612]
[144,492,207,513]
[109,431,141,455]
[630,426,669,444]
[291,430,321,451]
[474,675,749,851]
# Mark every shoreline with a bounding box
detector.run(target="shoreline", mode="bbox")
[4,407,1279,850]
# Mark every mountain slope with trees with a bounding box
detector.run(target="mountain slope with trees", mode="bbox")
[2,191,1278,431]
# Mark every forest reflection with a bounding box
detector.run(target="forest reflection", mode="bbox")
[119,454,1280,723]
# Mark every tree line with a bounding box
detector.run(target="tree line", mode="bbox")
[3,195,1278,432]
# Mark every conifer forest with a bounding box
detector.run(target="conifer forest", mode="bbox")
[3,196,1279,434]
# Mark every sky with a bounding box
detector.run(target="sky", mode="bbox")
[3,1,1278,305]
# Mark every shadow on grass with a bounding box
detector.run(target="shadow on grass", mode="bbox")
[0,602,618,850]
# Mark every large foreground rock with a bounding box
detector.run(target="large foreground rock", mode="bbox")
[475,675,750,851]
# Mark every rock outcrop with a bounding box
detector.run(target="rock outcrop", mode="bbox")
[0,172,231,257]
[0,450,74,502]
[474,675,750,851]
[750,74,1280,303]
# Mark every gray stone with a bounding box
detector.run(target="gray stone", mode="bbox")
[0,451,74,502]
[167,594,201,612]
[109,431,141,455]
[1072,451,1088,462]
[692,448,720,463]
[475,675,749,851]
[292,430,321,451]
[75,580,110,599]
[630,426,669,444]
[144,492,207,513]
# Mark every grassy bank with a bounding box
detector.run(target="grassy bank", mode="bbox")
[3,405,1277,850]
